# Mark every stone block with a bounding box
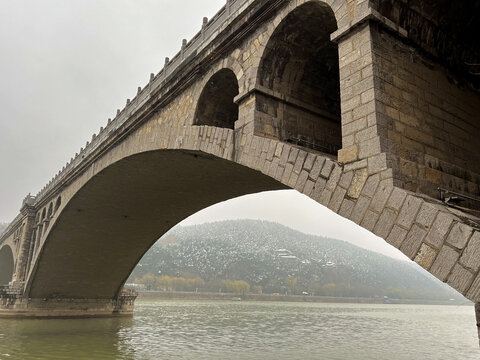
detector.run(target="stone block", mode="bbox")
[293,150,307,174]
[311,178,327,200]
[274,164,285,182]
[425,212,455,248]
[459,232,480,272]
[295,170,309,193]
[338,145,358,163]
[400,224,427,259]
[310,157,326,180]
[447,264,474,295]
[303,180,315,197]
[415,202,438,229]
[287,171,299,189]
[342,118,367,137]
[361,174,380,198]
[318,189,333,207]
[281,163,294,184]
[446,222,473,250]
[386,225,408,249]
[350,195,371,224]
[288,147,299,164]
[303,153,316,171]
[386,187,407,211]
[358,137,382,159]
[347,168,368,199]
[329,187,347,213]
[320,160,335,179]
[414,244,438,270]
[339,198,355,218]
[466,273,480,302]
[344,159,367,172]
[279,144,290,165]
[361,210,379,232]
[396,195,422,229]
[373,208,396,239]
[430,245,460,282]
[369,179,393,213]
[367,153,388,174]
[325,165,343,192]
[339,171,354,190]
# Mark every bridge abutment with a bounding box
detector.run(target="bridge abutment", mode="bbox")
[0,289,137,318]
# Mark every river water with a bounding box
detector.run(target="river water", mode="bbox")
[0,300,478,359]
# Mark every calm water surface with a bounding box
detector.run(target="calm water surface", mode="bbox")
[0,300,478,359]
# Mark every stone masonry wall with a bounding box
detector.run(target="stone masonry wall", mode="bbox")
[371,27,480,200]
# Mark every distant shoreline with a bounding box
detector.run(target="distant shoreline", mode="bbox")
[137,291,471,306]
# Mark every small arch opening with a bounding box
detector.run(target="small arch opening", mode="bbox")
[55,196,62,212]
[194,69,239,129]
[257,2,341,155]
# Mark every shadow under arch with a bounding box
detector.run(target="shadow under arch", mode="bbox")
[26,150,287,299]
[0,245,14,285]
[256,1,341,154]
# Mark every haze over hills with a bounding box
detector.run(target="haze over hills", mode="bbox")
[130,219,464,301]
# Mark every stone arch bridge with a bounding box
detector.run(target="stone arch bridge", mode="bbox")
[1,0,480,330]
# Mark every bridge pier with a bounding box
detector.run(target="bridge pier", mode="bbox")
[0,287,137,318]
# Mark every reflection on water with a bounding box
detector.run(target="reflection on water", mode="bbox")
[0,300,478,360]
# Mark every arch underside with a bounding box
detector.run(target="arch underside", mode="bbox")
[28,150,287,299]
[0,246,14,285]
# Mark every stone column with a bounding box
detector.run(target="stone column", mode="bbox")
[11,196,36,284]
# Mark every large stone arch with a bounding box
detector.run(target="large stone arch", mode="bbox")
[24,120,480,304]
[0,245,15,286]
[24,145,286,300]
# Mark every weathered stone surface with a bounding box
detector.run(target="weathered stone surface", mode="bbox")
[361,210,379,232]
[373,208,396,239]
[425,212,455,248]
[467,274,480,302]
[446,222,473,250]
[460,232,480,272]
[329,187,347,213]
[361,174,380,198]
[386,225,408,248]
[430,246,460,282]
[396,196,422,229]
[347,168,368,199]
[370,179,393,213]
[386,187,407,211]
[400,225,427,259]
[320,160,335,179]
[447,264,474,295]
[414,244,438,270]
[415,202,438,229]
[338,145,358,163]
[339,198,355,218]
[309,157,325,180]
[350,195,371,224]
[339,171,354,189]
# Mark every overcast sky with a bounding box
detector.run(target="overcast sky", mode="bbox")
[0,0,408,261]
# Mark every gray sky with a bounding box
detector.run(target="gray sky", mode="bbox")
[0,0,408,261]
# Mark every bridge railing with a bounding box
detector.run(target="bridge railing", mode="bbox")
[34,0,252,205]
